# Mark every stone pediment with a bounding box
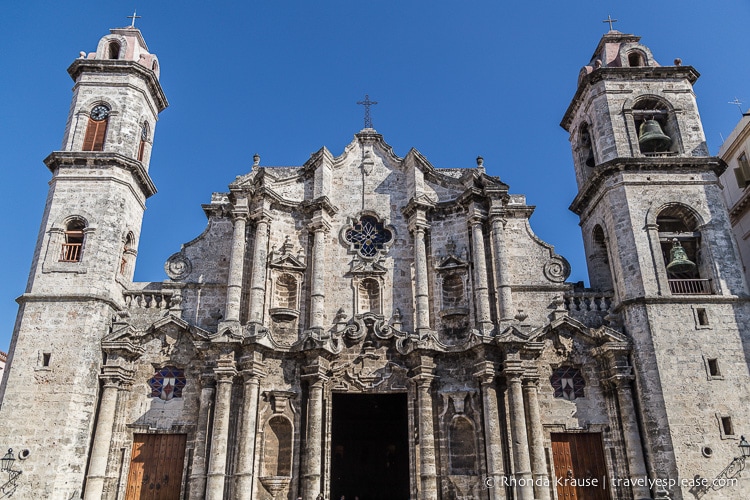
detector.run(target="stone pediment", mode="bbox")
[435,254,469,271]
[527,316,628,346]
[102,314,211,359]
[269,253,306,272]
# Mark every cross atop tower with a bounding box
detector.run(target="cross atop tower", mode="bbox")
[357,94,378,129]
[127,10,141,28]
[602,15,618,31]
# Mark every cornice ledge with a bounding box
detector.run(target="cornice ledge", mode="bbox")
[67,59,168,112]
[44,151,157,199]
[569,156,726,215]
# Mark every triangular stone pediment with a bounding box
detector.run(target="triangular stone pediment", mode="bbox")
[270,253,306,272]
[436,255,469,271]
[527,316,628,345]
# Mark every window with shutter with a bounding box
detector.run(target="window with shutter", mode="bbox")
[82,105,110,151]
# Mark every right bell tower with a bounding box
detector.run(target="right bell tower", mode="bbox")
[563,29,750,499]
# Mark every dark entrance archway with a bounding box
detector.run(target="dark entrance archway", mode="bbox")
[330,393,409,500]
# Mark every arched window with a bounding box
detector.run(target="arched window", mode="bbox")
[106,41,121,60]
[579,122,595,168]
[589,225,614,291]
[441,274,464,308]
[275,274,298,310]
[449,417,477,475]
[82,104,110,151]
[656,205,711,294]
[60,219,86,262]
[358,278,381,315]
[262,416,293,477]
[632,98,678,155]
[137,121,149,161]
[627,51,645,67]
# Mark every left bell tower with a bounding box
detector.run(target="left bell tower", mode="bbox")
[0,26,167,499]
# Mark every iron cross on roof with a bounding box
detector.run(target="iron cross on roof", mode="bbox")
[357,94,378,129]
[127,10,141,28]
[602,15,618,31]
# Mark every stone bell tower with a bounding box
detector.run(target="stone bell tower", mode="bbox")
[563,30,750,499]
[0,26,167,498]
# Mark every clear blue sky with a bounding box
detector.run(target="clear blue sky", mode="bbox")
[2,1,749,351]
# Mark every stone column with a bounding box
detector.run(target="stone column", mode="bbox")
[613,375,652,500]
[225,210,248,323]
[490,216,513,321]
[308,217,330,333]
[206,365,237,500]
[523,378,551,500]
[188,376,216,500]
[474,362,506,500]
[505,365,533,500]
[412,362,438,500]
[469,216,493,333]
[412,222,431,334]
[646,223,666,295]
[302,365,328,499]
[235,356,266,500]
[248,213,272,327]
[83,368,132,500]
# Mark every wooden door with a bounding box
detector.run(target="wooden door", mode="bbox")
[551,433,609,500]
[125,434,187,500]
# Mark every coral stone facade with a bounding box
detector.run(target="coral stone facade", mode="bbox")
[0,26,749,500]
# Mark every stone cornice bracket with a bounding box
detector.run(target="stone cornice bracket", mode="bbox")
[250,207,274,225]
[230,208,250,223]
[407,214,431,234]
[238,350,267,379]
[300,196,339,218]
[101,337,145,360]
[520,341,545,358]
[213,364,238,382]
[467,212,486,228]
[100,365,136,388]
[473,360,498,385]
[402,196,435,222]
[408,354,436,382]
[502,359,525,380]
[307,214,332,233]
[301,357,331,383]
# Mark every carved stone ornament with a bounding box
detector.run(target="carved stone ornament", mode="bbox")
[165,252,192,281]
[543,255,571,283]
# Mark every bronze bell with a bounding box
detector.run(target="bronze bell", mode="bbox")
[585,149,595,168]
[638,119,672,153]
[666,239,697,275]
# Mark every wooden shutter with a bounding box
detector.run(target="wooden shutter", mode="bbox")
[137,139,146,161]
[82,117,108,151]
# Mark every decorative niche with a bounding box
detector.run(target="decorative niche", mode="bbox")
[435,239,470,320]
[435,239,471,341]
[268,236,306,343]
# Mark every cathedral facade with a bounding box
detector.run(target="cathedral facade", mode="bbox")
[0,25,749,500]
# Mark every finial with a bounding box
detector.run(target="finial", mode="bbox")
[674,58,682,66]
[127,10,141,28]
[253,153,260,166]
[79,51,86,59]
[476,156,485,173]
[602,14,618,31]
[357,94,378,129]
